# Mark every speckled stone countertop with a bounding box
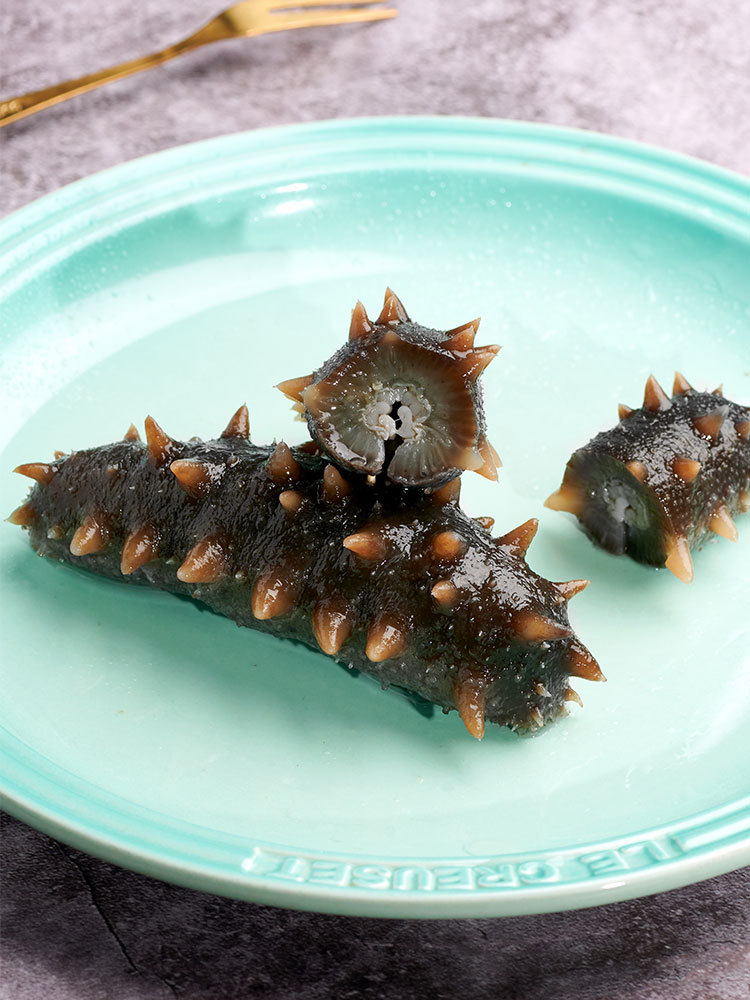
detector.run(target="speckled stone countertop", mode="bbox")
[1,1,749,997]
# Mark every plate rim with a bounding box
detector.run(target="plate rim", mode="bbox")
[2,737,749,918]
[1,116,749,918]
[1,116,748,293]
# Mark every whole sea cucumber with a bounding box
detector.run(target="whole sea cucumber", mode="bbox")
[276,289,502,489]
[9,406,603,739]
[545,373,750,582]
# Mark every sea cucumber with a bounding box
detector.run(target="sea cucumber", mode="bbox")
[276,289,502,488]
[9,407,603,738]
[545,373,750,582]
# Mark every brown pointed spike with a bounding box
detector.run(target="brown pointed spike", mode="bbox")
[343,529,388,562]
[709,505,738,542]
[672,371,693,396]
[430,478,461,505]
[461,345,501,382]
[515,612,572,642]
[735,420,750,440]
[486,439,502,468]
[643,374,672,412]
[497,518,539,555]
[322,464,352,502]
[431,579,461,607]
[544,483,583,516]
[567,639,606,682]
[14,462,56,486]
[144,416,177,466]
[303,382,322,410]
[460,448,484,473]
[474,516,495,532]
[278,489,304,513]
[529,707,545,729]
[54,450,66,460]
[712,385,724,396]
[452,676,485,740]
[664,534,694,584]
[349,300,373,341]
[376,287,408,325]
[297,441,321,456]
[554,579,590,601]
[366,616,408,663]
[124,424,141,442]
[276,375,313,404]
[430,530,467,561]
[673,456,701,483]
[170,459,214,497]
[625,460,648,483]
[312,601,353,655]
[121,523,160,575]
[7,502,37,526]
[693,411,725,442]
[474,436,499,482]
[221,404,250,440]
[265,442,302,485]
[618,403,634,421]
[564,687,583,708]
[442,318,480,353]
[70,513,109,557]
[252,568,299,620]
[176,536,228,583]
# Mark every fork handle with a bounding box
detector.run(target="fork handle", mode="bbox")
[0,22,227,127]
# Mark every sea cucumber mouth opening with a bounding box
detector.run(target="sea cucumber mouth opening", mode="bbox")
[363,386,431,443]
[304,338,480,486]
[570,453,671,566]
[277,291,503,488]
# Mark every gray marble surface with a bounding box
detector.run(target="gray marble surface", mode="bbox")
[2,0,750,215]
[1,0,749,997]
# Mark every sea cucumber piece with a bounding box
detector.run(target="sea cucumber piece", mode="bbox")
[545,373,750,582]
[10,409,603,738]
[276,289,502,488]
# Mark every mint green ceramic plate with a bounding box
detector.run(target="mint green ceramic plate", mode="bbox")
[1,119,748,918]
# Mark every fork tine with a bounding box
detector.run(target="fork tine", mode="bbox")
[266,8,397,28]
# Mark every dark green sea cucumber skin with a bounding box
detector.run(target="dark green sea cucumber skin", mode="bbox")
[565,388,750,564]
[16,435,584,733]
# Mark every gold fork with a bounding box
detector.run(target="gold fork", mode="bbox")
[0,0,396,128]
